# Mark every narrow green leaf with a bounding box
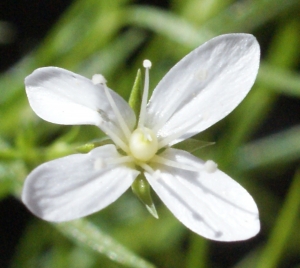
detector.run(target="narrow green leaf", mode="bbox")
[203,0,300,34]
[256,169,300,268]
[79,29,146,77]
[236,125,300,171]
[258,63,300,98]
[126,0,300,50]
[1,160,27,197]
[56,219,156,268]
[126,6,211,48]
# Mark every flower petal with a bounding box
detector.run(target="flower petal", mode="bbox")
[25,67,136,140]
[146,34,260,145]
[146,148,260,241]
[22,145,139,222]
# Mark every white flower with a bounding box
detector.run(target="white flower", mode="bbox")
[22,34,260,241]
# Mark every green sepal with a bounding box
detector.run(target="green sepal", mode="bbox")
[76,137,112,153]
[173,138,215,153]
[128,69,142,118]
[131,174,158,219]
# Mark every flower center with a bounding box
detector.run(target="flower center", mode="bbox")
[129,127,158,161]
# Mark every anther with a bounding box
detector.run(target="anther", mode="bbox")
[92,74,107,85]
[204,160,218,173]
[138,60,152,127]
[143,59,152,68]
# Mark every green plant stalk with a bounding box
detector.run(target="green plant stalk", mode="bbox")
[236,125,300,171]
[256,169,300,268]
[258,63,300,98]
[56,219,156,268]
[126,0,300,50]
[203,0,300,33]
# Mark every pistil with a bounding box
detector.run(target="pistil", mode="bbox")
[129,127,158,162]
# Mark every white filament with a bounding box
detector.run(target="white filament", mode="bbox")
[151,155,201,172]
[96,121,129,154]
[101,82,131,140]
[138,60,151,127]
[105,156,135,166]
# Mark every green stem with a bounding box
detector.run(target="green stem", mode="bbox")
[256,169,300,268]
[56,219,156,268]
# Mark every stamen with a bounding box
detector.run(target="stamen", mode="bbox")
[143,60,152,68]
[138,60,151,128]
[204,160,218,173]
[96,121,130,154]
[95,75,131,141]
[158,115,202,149]
[151,155,200,172]
[106,156,134,166]
[138,162,155,175]
[92,74,107,85]
[94,156,134,171]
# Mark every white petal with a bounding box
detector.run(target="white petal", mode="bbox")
[25,67,136,140]
[22,145,139,222]
[146,34,260,144]
[146,148,260,241]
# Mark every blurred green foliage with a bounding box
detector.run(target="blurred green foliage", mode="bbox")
[1,0,300,267]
